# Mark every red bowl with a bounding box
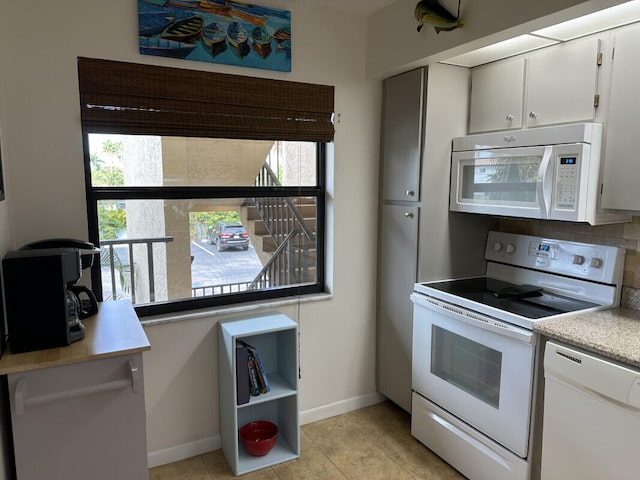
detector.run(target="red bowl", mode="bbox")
[239,421,278,456]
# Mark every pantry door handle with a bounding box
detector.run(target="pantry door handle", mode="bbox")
[14,359,141,415]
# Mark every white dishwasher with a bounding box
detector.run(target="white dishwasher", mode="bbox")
[541,341,640,480]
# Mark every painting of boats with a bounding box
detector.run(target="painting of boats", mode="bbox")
[139,36,197,58]
[138,0,291,71]
[251,26,271,59]
[230,3,268,25]
[273,26,290,44]
[167,0,200,8]
[142,0,168,6]
[201,21,228,57]
[198,0,231,16]
[227,21,250,58]
[139,11,175,36]
[276,39,291,59]
[160,14,204,42]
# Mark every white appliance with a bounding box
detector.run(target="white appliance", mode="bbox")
[411,230,626,480]
[449,123,630,225]
[541,341,640,480]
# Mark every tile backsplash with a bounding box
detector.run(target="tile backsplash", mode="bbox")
[498,216,640,311]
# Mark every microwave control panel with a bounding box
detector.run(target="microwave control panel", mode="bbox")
[554,156,579,210]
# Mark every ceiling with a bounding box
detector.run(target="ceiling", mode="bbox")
[290,0,640,67]
[445,0,640,67]
[293,0,398,16]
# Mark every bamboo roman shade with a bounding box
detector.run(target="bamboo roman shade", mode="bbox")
[77,57,335,142]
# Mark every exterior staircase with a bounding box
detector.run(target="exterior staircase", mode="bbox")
[240,164,317,289]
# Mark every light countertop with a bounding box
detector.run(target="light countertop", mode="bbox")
[534,307,640,368]
[0,300,150,375]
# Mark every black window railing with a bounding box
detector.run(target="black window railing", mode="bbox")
[100,236,174,304]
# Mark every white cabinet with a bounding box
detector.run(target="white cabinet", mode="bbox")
[218,313,299,476]
[7,353,148,480]
[469,57,525,132]
[381,68,425,202]
[601,24,640,211]
[0,301,150,480]
[469,37,601,133]
[525,37,600,127]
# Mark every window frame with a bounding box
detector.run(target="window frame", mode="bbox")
[83,135,326,317]
[78,58,331,318]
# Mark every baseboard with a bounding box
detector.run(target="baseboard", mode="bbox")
[147,392,386,468]
[147,435,221,468]
[299,392,386,425]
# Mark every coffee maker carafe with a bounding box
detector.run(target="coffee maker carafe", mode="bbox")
[2,242,99,354]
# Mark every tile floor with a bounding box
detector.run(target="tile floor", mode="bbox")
[149,401,465,479]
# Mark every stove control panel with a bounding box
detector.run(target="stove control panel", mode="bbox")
[485,231,625,284]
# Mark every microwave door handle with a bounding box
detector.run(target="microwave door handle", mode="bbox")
[537,146,553,219]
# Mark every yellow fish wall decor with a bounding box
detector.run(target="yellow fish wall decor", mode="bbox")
[415,0,463,33]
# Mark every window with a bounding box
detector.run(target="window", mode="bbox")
[78,58,333,317]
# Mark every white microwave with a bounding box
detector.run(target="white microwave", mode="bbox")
[449,123,630,225]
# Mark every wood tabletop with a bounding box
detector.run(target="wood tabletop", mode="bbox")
[0,300,150,375]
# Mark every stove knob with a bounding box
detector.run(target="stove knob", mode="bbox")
[493,241,503,252]
[571,254,585,265]
[590,257,603,269]
[505,244,516,254]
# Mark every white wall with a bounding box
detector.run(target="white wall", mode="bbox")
[0,0,382,466]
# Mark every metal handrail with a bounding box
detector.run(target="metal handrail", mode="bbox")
[100,236,174,303]
[254,163,315,241]
[248,229,299,289]
[250,163,316,289]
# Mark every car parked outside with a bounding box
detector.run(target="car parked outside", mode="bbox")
[207,222,250,251]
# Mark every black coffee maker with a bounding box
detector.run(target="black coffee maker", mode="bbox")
[2,240,99,354]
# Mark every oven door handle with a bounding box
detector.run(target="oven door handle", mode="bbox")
[411,293,534,345]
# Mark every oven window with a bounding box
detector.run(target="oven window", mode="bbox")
[431,325,502,408]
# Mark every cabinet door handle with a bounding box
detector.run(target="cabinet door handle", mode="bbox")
[13,359,141,416]
[129,359,141,394]
[405,190,415,197]
[506,114,514,121]
[529,111,538,119]
[404,212,414,218]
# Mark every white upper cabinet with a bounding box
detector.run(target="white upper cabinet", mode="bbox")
[469,58,525,133]
[525,37,600,127]
[601,24,640,211]
[469,37,601,133]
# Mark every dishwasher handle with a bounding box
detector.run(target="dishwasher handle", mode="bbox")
[14,359,141,416]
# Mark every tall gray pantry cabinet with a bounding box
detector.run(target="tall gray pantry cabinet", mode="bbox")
[377,68,424,413]
[376,65,495,413]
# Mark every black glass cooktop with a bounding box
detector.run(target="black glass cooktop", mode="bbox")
[424,277,600,319]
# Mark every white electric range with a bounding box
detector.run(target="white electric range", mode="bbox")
[411,230,626,480]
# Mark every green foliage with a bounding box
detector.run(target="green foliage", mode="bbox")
[90,152,104,171]
[99,203,126,240]
[102,140,123,157]
[100,247,131,300]
[92,166,124,186]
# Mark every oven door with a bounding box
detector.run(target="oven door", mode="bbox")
[411,293,536,457]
